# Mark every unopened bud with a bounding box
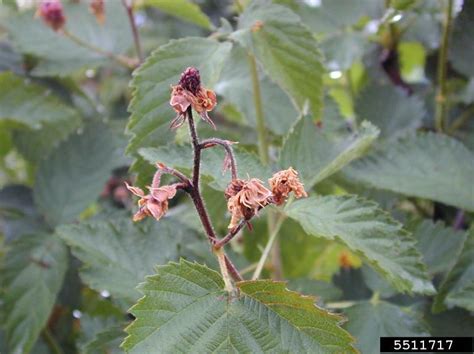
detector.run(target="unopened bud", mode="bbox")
[36,0,66,32]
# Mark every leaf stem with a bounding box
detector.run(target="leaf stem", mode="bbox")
[252,211,286,280]
[121,0,144,63]
[42,328,64,354]
[214,219,247,249]
[247,53,269,165]
[62,29,137,69]
[213,247,234,291]
[435,0,454,133]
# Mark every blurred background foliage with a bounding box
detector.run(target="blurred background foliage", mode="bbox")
[0,0,473,353]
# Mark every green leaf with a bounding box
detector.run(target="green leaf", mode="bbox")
[216,45,298,135]
[286,195,435,294]
[34,123,122,226]
[122,260,356,353]
[355,82,425,140]
[0,72,81,152]
[344,133,474,211]
[321,32,367,71]
[412,220,467,275]
[344,301,429,354]
[433,230,474,313]
[449,0,474,77]
[141,0,212,29]
[5,1,132,76]
[3,233,68,354]
[232,1,324,116]
[126,38,232,153]
[58,217,196,303]
[139,144,271,190]
[279,116,379,188]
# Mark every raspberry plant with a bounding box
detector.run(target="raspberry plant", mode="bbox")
[0,0,473,353]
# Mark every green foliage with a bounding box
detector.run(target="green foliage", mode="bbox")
[286,196,435,294]
[34,123,122,226]
[344,301,429,354]
[433,230,474,313]
[141,0,212,29]
[2,233,68,353]
[345,133,474,211]
[280,116,379,188]
[5,1,132,76]
[232,1,323,116]
[58,218,198,302]
[449,0,474,77]
[122,260,356,353]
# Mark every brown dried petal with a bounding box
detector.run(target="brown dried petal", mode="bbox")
[268,167,307,205]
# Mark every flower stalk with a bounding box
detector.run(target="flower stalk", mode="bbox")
[126,67,308,290]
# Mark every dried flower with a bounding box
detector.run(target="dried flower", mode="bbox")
[89,0,105,24]
[125,182,177,222]
[225,178,272,229]
[36,0,66,31]
[268,167,307,205]
[169,67,217,130]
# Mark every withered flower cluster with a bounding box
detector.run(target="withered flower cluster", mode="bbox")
[170,67,217,129]
[225,168,307,229]
[127,67,307,238]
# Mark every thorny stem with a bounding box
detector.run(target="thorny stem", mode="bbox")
[62,29,137,69]
[435,0,454,133]
[157,164,191,186]
[121,0,144,63]
[200,138,238,180]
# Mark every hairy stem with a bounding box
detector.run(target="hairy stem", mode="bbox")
[214,219,247,249]
[214,248,234,291]
[435,0,454,133]
[186,107,218,243]
[224,254,244,282]
[200,138,238,180]
[62,29,136,69]
[247,53,269,165]
[121,0,144,63]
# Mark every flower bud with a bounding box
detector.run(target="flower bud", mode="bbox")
[36,0,66,32]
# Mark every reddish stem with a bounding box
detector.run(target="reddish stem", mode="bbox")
[214,220,247,249]
[225,255,244,282]
[200,138,238,180]
[121,0,144,63]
